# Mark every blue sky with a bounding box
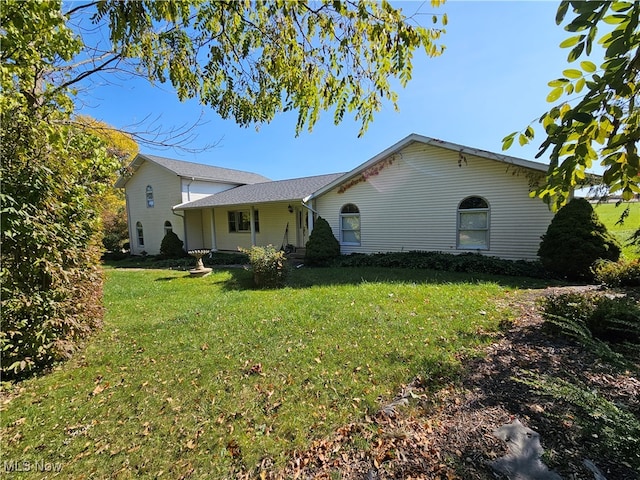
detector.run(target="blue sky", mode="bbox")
[78,1,582,181]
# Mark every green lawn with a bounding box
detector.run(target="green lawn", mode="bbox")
[1,267,540,478]
[592,201,640,260]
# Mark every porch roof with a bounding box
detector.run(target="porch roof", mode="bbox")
[174,173,344,210]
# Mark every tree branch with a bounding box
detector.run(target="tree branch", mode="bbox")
[63,2,99,18]
[53,54,123,94]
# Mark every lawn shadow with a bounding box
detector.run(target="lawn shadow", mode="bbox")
[155,276,180,282]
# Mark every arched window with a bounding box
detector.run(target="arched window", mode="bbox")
[136,221,145,246]
[164,221,173,235]
[340,203,361,245]
[457,196,489,250]
[146,185,154,208]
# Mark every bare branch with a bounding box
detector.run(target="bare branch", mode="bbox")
[65,111,221,154]
[53,54,123,93]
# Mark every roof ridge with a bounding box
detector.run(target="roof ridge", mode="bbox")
[249,172,346,185]
[141,153,270,176]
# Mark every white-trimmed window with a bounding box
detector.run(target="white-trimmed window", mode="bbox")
[340,203,361,245]
[136,221,145,246]
[146,185,154,208]
[228,210,259,233]
[164,221,173,235]
[457,196,489,250]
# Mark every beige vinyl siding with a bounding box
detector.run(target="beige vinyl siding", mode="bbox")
[194,202,298,252]
[315,143,553,261]
[125,161,184,255]
[184,210,204,250]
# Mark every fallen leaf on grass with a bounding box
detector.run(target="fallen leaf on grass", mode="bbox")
[91,382,110,396]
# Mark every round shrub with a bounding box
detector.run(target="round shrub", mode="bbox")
[102,232,123,252]
[159,231,186,259]
[243,245,288,288]
[538,198,621,280]
[305,216,340,266]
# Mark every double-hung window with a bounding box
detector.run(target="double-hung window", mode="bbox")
[340,204,361,245]
[136,221,145,246]
[457,196,489,250]
[228,210,259,233]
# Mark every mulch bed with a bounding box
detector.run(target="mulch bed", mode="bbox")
[255,286,640,480]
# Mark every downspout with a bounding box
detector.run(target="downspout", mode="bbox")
[301,195,317,234]
[176,176,194,252]
[186,177,195,202]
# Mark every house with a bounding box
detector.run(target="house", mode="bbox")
[117,134,555,261]
[114,154,270,255]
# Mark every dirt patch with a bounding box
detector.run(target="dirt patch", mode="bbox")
[257,286,639,480]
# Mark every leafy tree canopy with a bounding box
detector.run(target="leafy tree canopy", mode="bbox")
[5,0,446,139]
[91,0,446,136]
[503,1,639,209]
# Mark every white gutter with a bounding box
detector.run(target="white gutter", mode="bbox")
[301,195,318,214]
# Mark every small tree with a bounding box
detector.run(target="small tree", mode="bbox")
[159,231,186,259]
[538,198,621,280]
[305,217,340,266]
[101,204,129,252]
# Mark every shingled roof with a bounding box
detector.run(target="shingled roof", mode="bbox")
[115,153,271,188]
[174,173,344,210]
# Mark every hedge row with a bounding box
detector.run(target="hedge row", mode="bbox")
[333,251,548,278]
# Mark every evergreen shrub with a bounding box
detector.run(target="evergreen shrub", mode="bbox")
[305,217,340,266]
[159,231,186,259]
[538,198,621,280]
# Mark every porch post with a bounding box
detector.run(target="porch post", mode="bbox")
[250,207,257,246]
[209,209,217,250]
[307,201,314,233]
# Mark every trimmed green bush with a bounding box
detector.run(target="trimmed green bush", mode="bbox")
[243,245,288,289]
[305,216,340,266]
[593,259,640,287]
[159,231,186,259]
[335,251,547,278]
[538,198,621,280]
[541,292,640,345]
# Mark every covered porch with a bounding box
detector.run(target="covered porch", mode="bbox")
[172,173,343,254]
[178,201,315,253]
